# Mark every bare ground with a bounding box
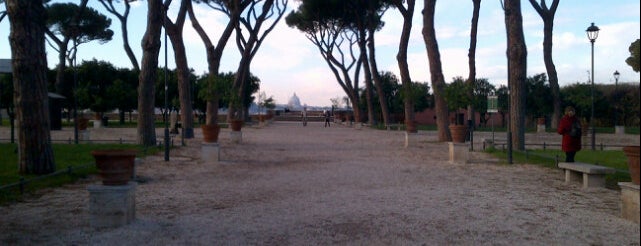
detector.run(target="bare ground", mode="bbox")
[1,121,639,245]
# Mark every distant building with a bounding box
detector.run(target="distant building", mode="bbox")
[287,93,303,111]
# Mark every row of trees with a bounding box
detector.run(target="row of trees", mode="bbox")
[342,72,640,128]
[286,0,639,151]
[0,60,263,125]
[282,0,543,147]
[3,0,288,174]
[2,0,639,175]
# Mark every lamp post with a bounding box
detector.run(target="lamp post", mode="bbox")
[613,70,620,128]
[586,22,599,151]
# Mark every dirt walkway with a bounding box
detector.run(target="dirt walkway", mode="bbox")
[1,122,639,245]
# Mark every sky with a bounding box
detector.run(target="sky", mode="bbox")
[1,0,639,107]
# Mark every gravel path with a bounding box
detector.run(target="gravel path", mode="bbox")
[1,121,639,245]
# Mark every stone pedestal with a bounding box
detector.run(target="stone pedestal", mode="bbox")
[449,142,469,164]
[404,132,419,148]
[80,130,90,142]
[537,124,546,133]
[133,158,141,180]
[87,182,136,229]
[93,120,102,128]
[230,131,242,144]
[615,126,625,135]
[618,182,639,224]
[202,142,220,164]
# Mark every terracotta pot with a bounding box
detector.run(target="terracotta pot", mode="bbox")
[230,119,243,131]
[77,118,89,130]
[449,124,468,143]
[406,121,418,133]
[622,146,640,185]
[91,149,137,186]
[201,124,221,143]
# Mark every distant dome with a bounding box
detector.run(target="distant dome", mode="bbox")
[288,93,302,110]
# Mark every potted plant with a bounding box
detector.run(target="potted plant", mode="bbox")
[198,75,225,142]
[262,95,276,122]
[444,78,472,143]
[74,87,92,131]
[76,110,89,131]
[623,146,640,185]
[256,92,275,124]
[91,149,137,186]
[226,90,244,132]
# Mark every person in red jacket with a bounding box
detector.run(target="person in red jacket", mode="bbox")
[557,106,582,162]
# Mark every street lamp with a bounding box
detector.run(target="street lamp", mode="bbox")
[613,70,620,128]
[586,22,599,151]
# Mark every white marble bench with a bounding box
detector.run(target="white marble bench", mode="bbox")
[558,162,615,188]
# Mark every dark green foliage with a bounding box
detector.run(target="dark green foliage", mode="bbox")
[470,78,496,126]
[626,39,640,72]
[444,76,472,113]
[45,2,113,44]
[359,71,431,122]
[560,82,605,122]
[194,71,259,113]
[75,59,119,114]
[526,73,553,118]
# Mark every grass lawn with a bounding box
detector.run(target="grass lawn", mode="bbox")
[0,143,159,205]
[486,148,633,189]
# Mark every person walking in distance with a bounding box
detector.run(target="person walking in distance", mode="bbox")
[301,107,308,126]
[557,106,582,162]
[324,110,331,127]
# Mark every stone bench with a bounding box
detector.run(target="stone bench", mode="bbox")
[386,124,403,131]
[558,162,615,188]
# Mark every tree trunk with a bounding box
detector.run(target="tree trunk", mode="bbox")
[55,40,69,94]
[528,0,561,128]
[367,28,390,126]
[165,0,194,138]
[358,30,375,126]
[394,0,416,131]
[466,0,481,128]
[136,0,163,146]
[544,20,562,129]
[99,0,140,71]
[187,0,240,126]
[423,0,451,142]
[7,0,56,174]
[504,0,527,150]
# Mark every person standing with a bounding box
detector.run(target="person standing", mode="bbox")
[557,106,582,162]
[324,110,331,127]
[301,107,308,126]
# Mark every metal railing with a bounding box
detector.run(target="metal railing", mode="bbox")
[483,140,630,174]
[0,162,93,195]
